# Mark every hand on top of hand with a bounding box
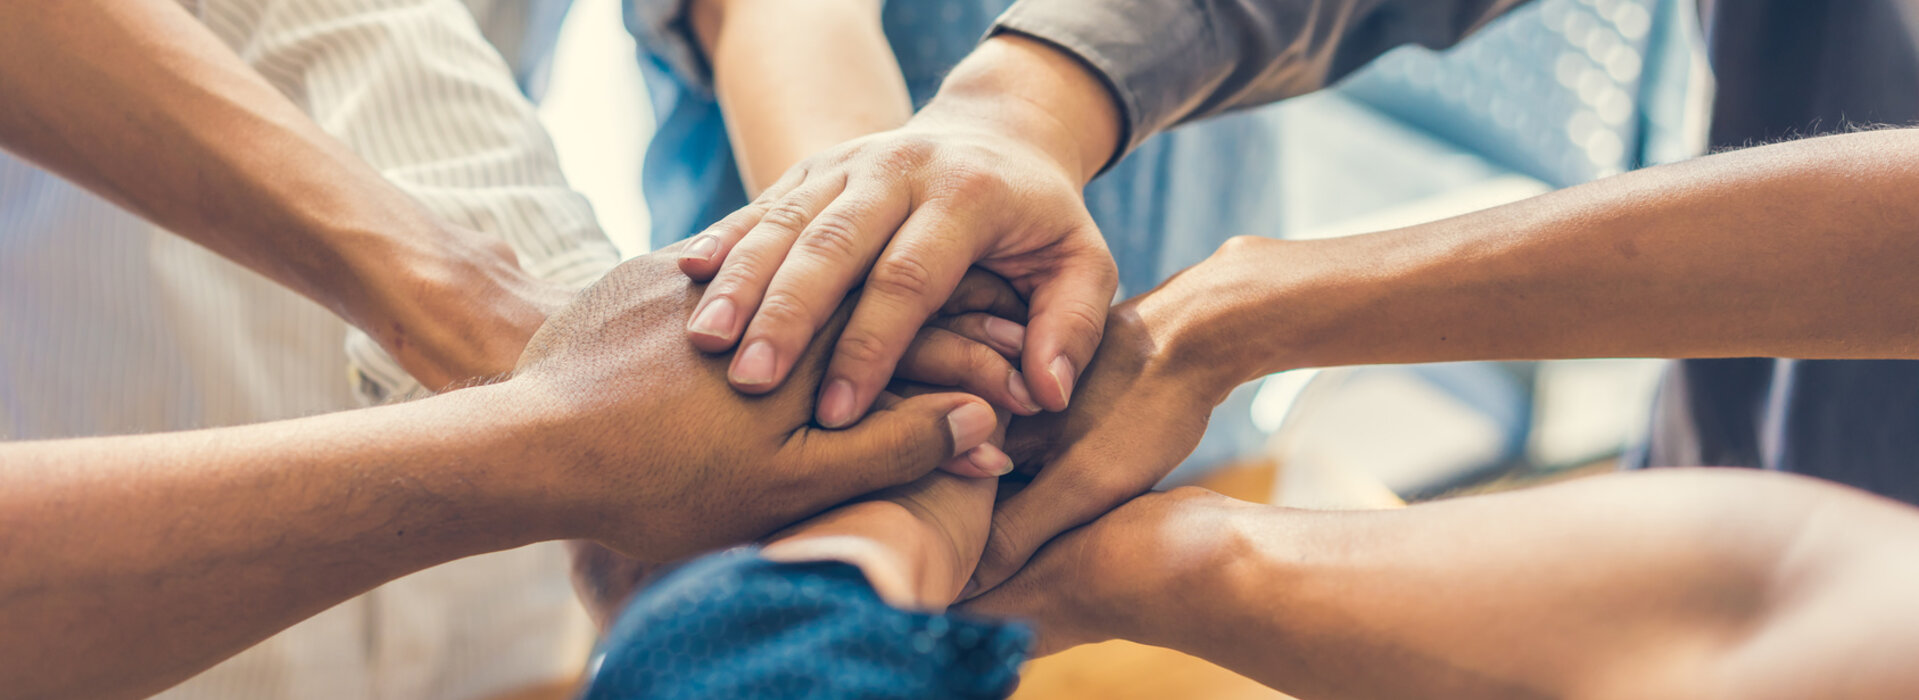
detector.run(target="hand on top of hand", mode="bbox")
[511,249,1026,563]
[675,35,1122,431]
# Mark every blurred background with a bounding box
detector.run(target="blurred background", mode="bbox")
[531,0,1712,695]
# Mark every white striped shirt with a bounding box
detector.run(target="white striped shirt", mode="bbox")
[0,0,617,697]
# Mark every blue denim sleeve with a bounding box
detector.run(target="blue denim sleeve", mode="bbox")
[580,548,1032,700]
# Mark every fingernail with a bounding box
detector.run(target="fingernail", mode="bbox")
[1006,370,1041,414]
[967,444,1015,476]
[944,401,996,456]
[688,297,736,341]
[681,234,719,262]
[1048,355,1077,409]
[731,340,777,387]
[983,316,1025,354]
[818,379,857,428]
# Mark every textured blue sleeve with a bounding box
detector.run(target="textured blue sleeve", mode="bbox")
[580,548,1032,700]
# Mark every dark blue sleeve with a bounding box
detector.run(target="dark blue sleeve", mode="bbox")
[580,548,1032,700]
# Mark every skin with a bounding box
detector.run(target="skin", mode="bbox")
[674,0,1052,419]
[681,34,1124,428]
[0,0,564,389]
[0,251,1004,700]
[965,471,1919,698]
[967,124,1919,591]
[736,34,1919,594]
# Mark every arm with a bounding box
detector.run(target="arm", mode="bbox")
[969,471,1919,698]
[676,0,1525,447]
[972,127,1919,593]
[0,0,589,390]
[0,251,999,700]
[682,0,912,196]
[1155,128,1919,391]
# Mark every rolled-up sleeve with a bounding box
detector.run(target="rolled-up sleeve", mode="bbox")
[993,0,1531,166]
[194,0,622,401]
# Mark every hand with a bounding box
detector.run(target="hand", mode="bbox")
[360,228,573,391]
[961,487,1246,655]
[964,284,1236,596]
[510,251,1003,562]
[763,467,999,610]
[556,266,1027,621]
[677,34,1123,428]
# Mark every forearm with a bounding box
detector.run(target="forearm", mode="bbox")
[690,0,911,194]
[0,1,490,335]
[1161,129,1919,390]
[0,386,567,700]
[1105,471,1919,698]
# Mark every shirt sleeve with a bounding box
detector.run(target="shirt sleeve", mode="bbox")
[191,0,622,402]
[992,0,1532,169]
[582,548,1032,700]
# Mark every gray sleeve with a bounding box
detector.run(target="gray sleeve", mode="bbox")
[992,0,1532,168]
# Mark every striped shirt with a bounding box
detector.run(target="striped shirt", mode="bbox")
[0,0,618,697]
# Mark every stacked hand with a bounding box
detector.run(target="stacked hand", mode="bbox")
[676,35,1123,431]
[558,251,1031,622]
[512,250,1011,566]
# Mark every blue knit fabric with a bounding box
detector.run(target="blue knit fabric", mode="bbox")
[581,549,1031,700]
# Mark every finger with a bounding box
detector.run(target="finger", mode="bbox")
[731,178,911,399]
[684,174,845,358]
[679,167,807,279]
[816,205,982,428]
[897,327,1039,414]
[929,312,1025,360]
[786,392,1000,502]
[969,452,1141,593]
[1017,232,1117,411]
[941,268,1028,321]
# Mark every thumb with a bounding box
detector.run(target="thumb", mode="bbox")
[968,460,1123,595]
[1018,236,1117,412]
[793,392,999,499]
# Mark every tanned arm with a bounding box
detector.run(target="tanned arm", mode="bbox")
[0,0,562,389]
[1149,129,1919,393]
[972,469,1919,698]
[684,0,913,195]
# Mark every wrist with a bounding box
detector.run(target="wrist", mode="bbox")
[435,381,599,543]
[1139,235,1387,394]
[921,34,1121,184]
[1067,489,1253,647]
[763,500,948,609]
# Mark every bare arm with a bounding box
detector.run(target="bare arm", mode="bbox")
[1144,128,1919,395]
[970,470,1919,698]
[683,0,911,196]
[0,0,570,389]
[0,251,998,700]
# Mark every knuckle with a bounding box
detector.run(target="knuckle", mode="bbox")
[753,293,819,331]
[877,136,937,168]
[835,330,895,369]
[934,165,1000,200]
[793,212,866,261]
[758,199,814,233]
[867,253,938,301]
